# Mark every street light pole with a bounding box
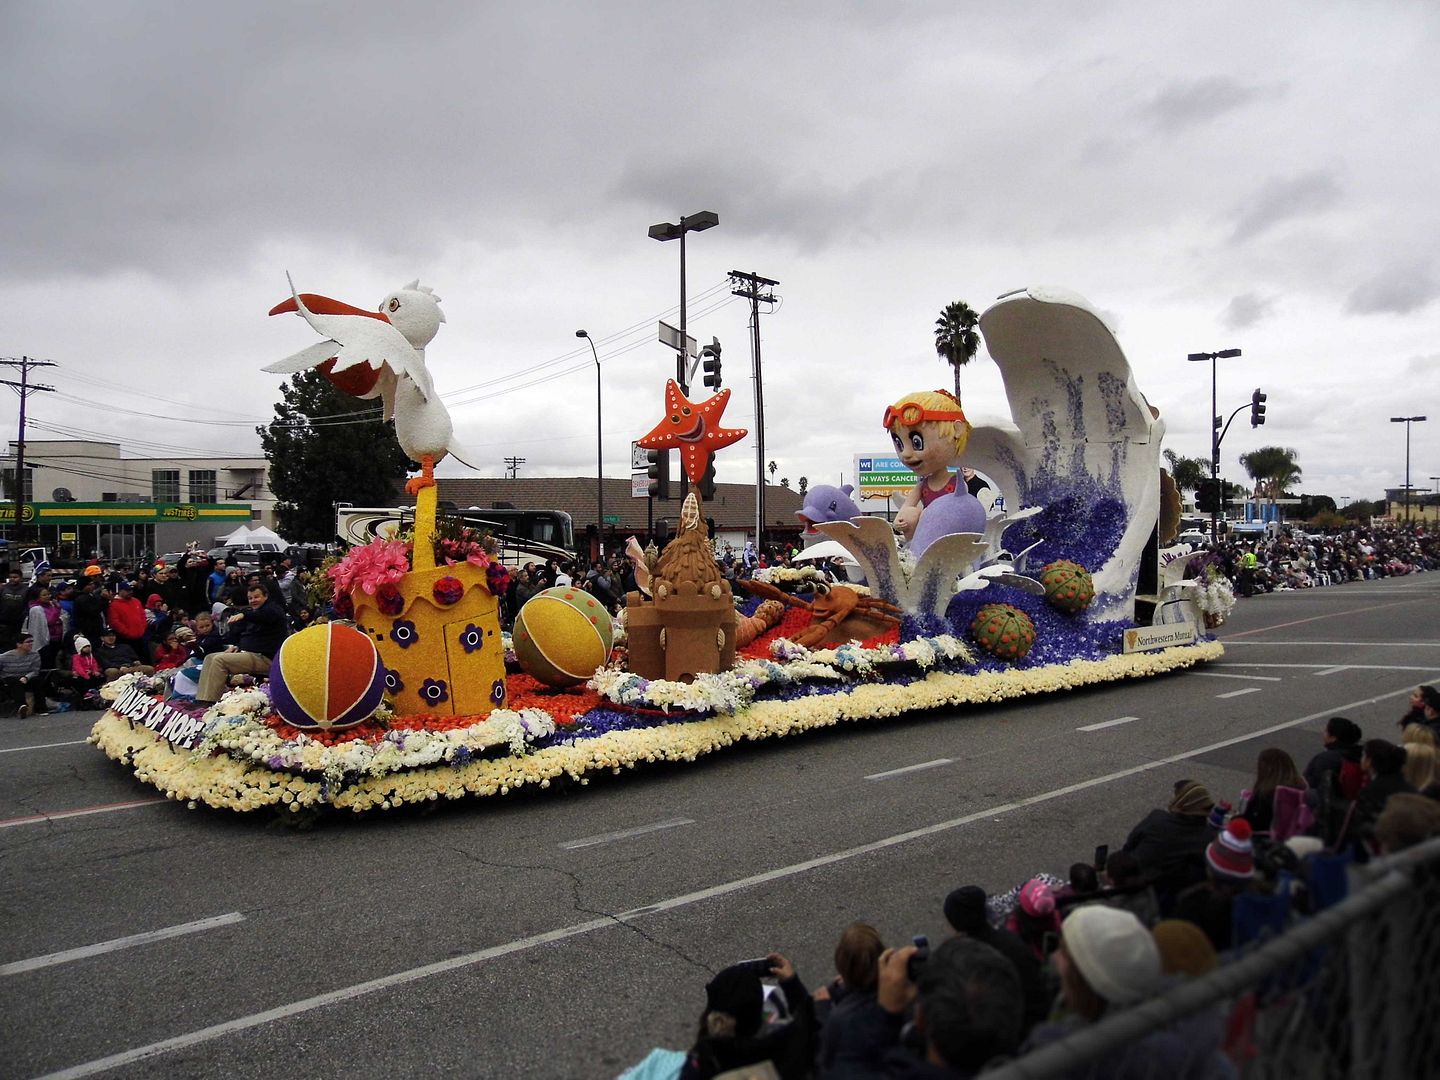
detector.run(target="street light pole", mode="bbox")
[1186,347,1242,542]
[577,330,602,558]
[649,211,719,395]
[1390,415,1427,524]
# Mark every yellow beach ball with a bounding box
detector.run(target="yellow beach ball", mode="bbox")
[513,587,614,687]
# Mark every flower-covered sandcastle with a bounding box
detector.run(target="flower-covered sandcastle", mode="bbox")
[92,283,1219,816]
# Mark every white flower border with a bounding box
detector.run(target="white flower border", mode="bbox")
[90,640,1222,814]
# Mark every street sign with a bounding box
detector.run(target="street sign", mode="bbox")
[658,320,699,359]
[631,474,650,498]
[854,454,916,499]
[603,514,621,524]
[631,441,649,471]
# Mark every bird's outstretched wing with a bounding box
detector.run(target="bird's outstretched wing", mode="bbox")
[264,273,432,402]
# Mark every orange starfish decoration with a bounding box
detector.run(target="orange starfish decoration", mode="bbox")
[636,379,748,483]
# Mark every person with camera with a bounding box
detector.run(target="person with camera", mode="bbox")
[821,937,1024,1079]
[681,953,816,1080]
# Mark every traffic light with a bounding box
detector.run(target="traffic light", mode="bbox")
[698,458,717,500]
[1196,479,1221,513]
[701,337,722,390]
[646,449,670,500]
[1250,388,1267,427]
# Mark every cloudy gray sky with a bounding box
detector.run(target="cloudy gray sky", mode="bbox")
[4,1,1437,510]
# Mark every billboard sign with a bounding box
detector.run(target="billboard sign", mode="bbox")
[854,454,915,499]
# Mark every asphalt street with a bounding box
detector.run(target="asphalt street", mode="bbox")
[2,573,1437,1079]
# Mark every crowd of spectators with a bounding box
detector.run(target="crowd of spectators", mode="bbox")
[0,551,311,716]
[1205,523,1436,595]
[634,690,1440,1080]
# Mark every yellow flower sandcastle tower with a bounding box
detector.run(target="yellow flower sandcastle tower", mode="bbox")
[351,485,507,718]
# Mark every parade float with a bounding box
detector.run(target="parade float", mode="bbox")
[91,282,1221,816]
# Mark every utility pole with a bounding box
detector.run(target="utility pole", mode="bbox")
[0,357,57,545]
[503,456,526,480]
[729,271,779,553]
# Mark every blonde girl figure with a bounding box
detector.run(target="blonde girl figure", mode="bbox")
[883,388,984,544]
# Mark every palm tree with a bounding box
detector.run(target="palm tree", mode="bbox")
[1239,446,1302,502]
[798,476,808,496]
[768,460,777,481]
[780,477,791,489]
[934,300,981,399]
[1163,449,1210,492]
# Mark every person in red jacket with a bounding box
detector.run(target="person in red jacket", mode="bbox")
[106,580,150,663]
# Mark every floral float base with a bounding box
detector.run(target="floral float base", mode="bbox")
[90,640,1221,815]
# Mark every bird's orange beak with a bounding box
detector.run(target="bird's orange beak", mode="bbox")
[268,293,391,321]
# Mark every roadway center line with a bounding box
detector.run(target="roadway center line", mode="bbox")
[1077,716,1140,732]
[1209,663,1440,673]
[1315,666,1350,677]
[558,817,695,850]
[0,739,88,755]
[1190,672,1283,682]
[864,758,953,781]
[1,913,245,976]
[35,683,1416,1080]
[1223,598,1430,639]
[0,798,168,830]
[1216,687,1263,699]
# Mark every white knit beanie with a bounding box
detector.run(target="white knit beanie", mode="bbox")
[1062,905,1162,1006]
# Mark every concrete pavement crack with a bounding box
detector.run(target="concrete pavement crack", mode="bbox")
[432,840,714,976]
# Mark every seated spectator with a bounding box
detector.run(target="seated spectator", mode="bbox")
[1151,919,1218,979]
[1055,862,1101,908]
[195,585,289,706]
[1400,742,1439,799]
[0,633,48,716]
[1354,739,1416,836]
[1022,905,1227,1077]
[94,627,155,682]
[814,922,884,1072]
[944,884,1051,1030]
[1237,748,1306,834]
[1375,794,1440,854]
[823,936,1024,1078]
[191,611,225,656]
[1005,878,1061,961]
[1304,716,1366,799]
[681,954,815,1080]
[1173,818,1258,951]
[1400,684,1440,739]
[152,631,189,670]
[69,635,106,702]
[1101,851,1160,927]
[1121,780,1219,908]
[1400,723,1437,750]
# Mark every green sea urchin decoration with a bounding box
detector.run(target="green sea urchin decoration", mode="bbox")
[970,603,1036,661]
[1040,559,1095,614]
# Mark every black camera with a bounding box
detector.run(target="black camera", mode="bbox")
[907,935,929,981]
[734,956,774,978]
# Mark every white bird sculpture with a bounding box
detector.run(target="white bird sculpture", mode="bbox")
[265,275,474,492]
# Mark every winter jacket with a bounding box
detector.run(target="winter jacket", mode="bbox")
[72,652,102,679]
[232,599,289,658]
[107,596,147,640]
[682,974,816,1080]
[1019,993,1234,1080]
[1122,810,1217,899]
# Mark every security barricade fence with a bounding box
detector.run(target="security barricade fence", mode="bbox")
[985,836,1440,1080]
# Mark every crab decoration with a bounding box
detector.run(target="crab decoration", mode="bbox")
[739,579,904,649]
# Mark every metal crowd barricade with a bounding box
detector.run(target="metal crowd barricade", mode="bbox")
[984,836,1440,1079]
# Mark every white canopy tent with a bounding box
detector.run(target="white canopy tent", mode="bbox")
[215,524,289,550]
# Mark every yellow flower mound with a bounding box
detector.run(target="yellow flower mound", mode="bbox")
[91,641,1223,814]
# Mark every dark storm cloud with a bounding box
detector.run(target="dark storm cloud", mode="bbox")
[1228,170,1342,242]
[1346,264,1439,315]
[1221,292,1277,329]
[1144,76,1275,133]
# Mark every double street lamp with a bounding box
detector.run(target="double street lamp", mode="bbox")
[649,211,719,393]
[1390,415,1427,524]
[1186,347,1242,541]
[576,329,603,557]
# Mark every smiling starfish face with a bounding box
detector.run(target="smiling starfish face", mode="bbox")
[636,380,748,484]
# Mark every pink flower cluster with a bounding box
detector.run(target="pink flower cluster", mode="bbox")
[329,539,412,596]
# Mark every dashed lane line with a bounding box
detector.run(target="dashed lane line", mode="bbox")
[1216,687,1264,699]
[2,913,245,976]
[864,758,953,780]
[1077,716,1140,732]
[0,740,88,755]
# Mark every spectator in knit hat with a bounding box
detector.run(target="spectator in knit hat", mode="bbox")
[944,884,1050,1031]
[681,953,815,1080]
[1021,905,1228,1077]
[1152,920,1219,979]
[823,935,1024,1078]
[1121,779,1220,910]
[1173,818,1257,951]
[1005,878,1061,961]
[1375,794,1440,854]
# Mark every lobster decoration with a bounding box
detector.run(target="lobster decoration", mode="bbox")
[738,579,904,649]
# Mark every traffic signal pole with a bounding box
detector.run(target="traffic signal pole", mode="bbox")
[730,270,778,553]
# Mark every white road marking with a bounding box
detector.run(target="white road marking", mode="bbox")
[1,913,245,976]
[1191,672,1283,682]
[865,758,953,780]
[1210,663,1440,673]
[1314,666,1350,677]
[558,817,695,850]
[1216,687,1263,699]
[1077,716,1141,732]
[0,798,167,830]
[0,739,87,755]
[34,683,1418,1080]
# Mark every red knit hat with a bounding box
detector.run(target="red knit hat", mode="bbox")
[1206,818,1256,880]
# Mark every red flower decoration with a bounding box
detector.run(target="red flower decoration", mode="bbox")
[376,583,405,616]
[433,576,465,605]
